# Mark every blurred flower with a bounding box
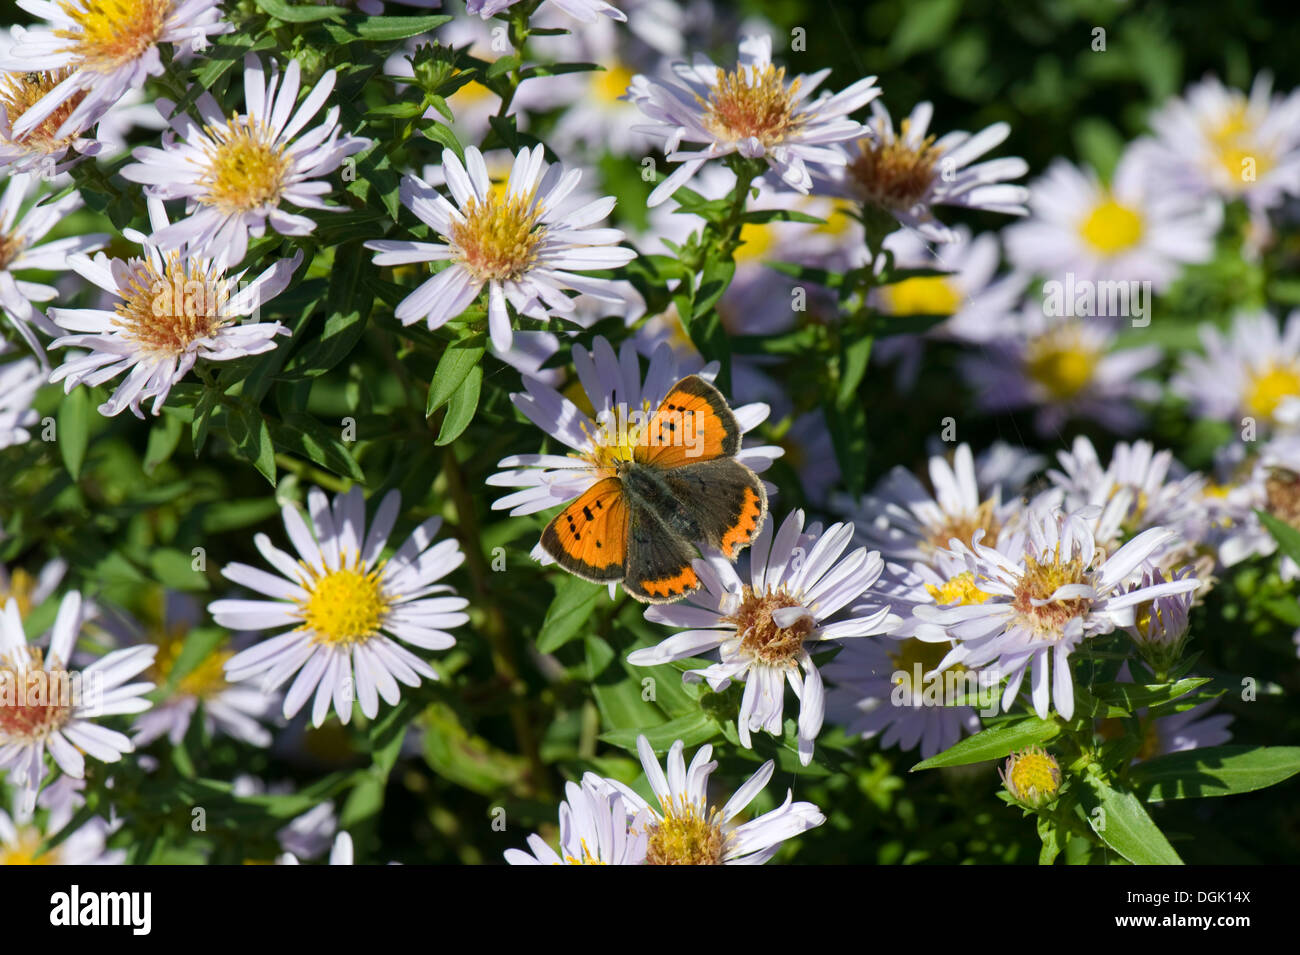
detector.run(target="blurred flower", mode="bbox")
[506,777,650,864]
[466,0,626,23]
[1000,746,1061,808]
[0,0,230,146]
[0,353,42,450]
[1005,146,1220,293]
[629,34,879,206]
[630,509,897,765]
[123,55,369,268]
[213,487,470,728]
[280,830,354,865]
[1123,568,1193,672]
[0,592,156,812]
[920,506,1198,720]
[0,801,122,864]
[0,555,66,622]
[593,735,824,864]
[366,144,636,354]
[819,100,1029,243]
[0,172,107,363]
[48,200,299,419]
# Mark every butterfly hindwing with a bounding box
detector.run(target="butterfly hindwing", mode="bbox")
[662,458,768,560]
[539,477,629,583]
[634,375,742,470]
[622,500,702,603]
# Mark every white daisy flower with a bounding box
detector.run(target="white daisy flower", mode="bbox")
[113,593,277,749]
[0,592,156,811]
[817,100,1029,243]
[1212,434,1300,578]
[488,334,782,522]
[1172,309,1300,432]
[122,55,370,268]
[0,555,67,620]
[0,802,123,865]
[365,145,636,355]
[0,353,42,450]
[0,172,107,362]
[593,735,825,865]
[956,306,1162,436]
[0,27,105,175]
[834,442,1032,566]
[212,486,471,729]
[918,506,1200,721]
[47,200,300,419]
[505,777,650,865]
[628,34,880,206]
[279,830,354,865]
[1147,73,1300,212]
[629,509,898,765]
[0,0,231,145]
[1004,145,1220,293]
[466,0,626,23]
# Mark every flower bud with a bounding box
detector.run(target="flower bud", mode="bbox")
[1126,567,1193,672]
[1000,746,1062,809]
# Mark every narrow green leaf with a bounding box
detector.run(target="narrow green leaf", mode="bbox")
[427,337,485,416]
[911,717,1060,770]
[537,576,604,653]
[434,363,481,446]
[600,712,718,750]
[1129,745,1300,801]
[1079,776,1183,865]
[1257,510,1300,566]
[57,387,90,479]
[144,414,184,475]
[354,14,452,41]
[253,0,344,22]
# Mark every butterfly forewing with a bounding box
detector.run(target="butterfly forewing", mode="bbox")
[539,476,629,583]
[634,375,742,470]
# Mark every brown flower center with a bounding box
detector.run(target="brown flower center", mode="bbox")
[847,121,941,210]
[1011,550,1090,637]
[702,63,803,147]
[725,587,814,666]
[1265,468,1300,528]
[644,799,727,865]
[0,650,74,744]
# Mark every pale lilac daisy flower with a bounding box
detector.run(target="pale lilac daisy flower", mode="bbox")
[212,487,470,729]
[629,34,880,206]
[0,353,43,450]
[629,509,898,765]
[467,0,626,23]
[366,145,636,355]
[506,777,650,865]
[122,55,370,268]
[593,735,825,864]
[0,801,123,864]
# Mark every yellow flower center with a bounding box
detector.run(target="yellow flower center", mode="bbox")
[926,499,1002,552]
[449,190,547,282]
[734,220,778,263]
[1005,746,1061,802]
[582,398,651,471]
[879,275,961,316]
[593,64,633,104]
[644,798,726,865]
[1078,196,1144,255]
[1209,102,1273,186]
[1024,328,1099,401]
[111,251,229,356]
[56,0,171,73]
[0,649,74,744]
[149,632,232,699]
[200,115,290,215]
[0,569,38,619]
[725,587,814,667]
[0,826,58,865]
[1012,549,1090,638]
[702,63,802,147]
[924,570,991,606]
[0,68,89,156]
[847,121,941,210]
[1244,362,1300,420]
[298,555,391,646]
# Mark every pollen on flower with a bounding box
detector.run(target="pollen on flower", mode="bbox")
[926,500,1002,552]
[701,62,802,146]
[199,115,291,214]
[644,797,726,865]
[55,0,172,73]
[0,569,37,619]
[847,121,941,210]
[925,570,991,606]
[1024,329,1099,401]
[1208,103,1273,184]
[149,632,232,699]
[1012,548,1090,637]
[1264,468,1300,528]
[0,825,57,865]
[593,64,634,104]
[879,275,961,316]
[725,586,814,667]
[562,838,606,865]
[582,399,652,470]
[0,229,24,273]
[0,68,88,156]
[298,554,391,646]
[111,252,229,356]
[449,191,547,282]
[1079,196,1144,254]
[1244,362,1300,420]
[1001,746,1061,806]
[0,648,74,744]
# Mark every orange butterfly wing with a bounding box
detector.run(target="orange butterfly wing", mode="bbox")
[634,375,742,470]
[538,477,629,583]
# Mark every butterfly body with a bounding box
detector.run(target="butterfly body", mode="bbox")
[539,375,769,603]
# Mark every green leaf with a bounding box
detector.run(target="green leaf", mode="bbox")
[1129,745,1300,801]
[144,414,184,475]
[284,245,370,378]
[1257,510,1300,566]
[421,122,465,162]
[421,701,528,796]
[1076,678,1209,718]
[149,548,209,592]
[427,337,485,416]
[911,717,1060,770]
[434,363,481,445]
[739,208,827,226]
[270,413,366,482]
[354,14,451,41]
[600,712,718,750]
[162,627,227,694]
[836,332,874,409]
[536,575,605,653]
[253,0,344,22]
[228,406,277,485]
[1079,776,1183,865]
[58,387,90,479]
[890,0,961,59]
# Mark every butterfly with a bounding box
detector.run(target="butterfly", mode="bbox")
[539,375,769,603]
